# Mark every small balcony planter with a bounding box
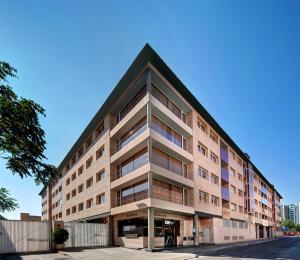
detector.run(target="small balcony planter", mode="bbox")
[53,229,69,250]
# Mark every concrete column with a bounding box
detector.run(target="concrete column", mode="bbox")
[148,172,153,199]
[263,226,267,238]
[148,207,155,250]
[193,214,199,246]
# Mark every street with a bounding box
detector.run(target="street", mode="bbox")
[197,237,300,259]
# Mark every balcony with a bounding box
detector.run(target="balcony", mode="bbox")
[261,186,268,195]
[221,167,229,182]
[220,147,228,163]
[221,187,230,201]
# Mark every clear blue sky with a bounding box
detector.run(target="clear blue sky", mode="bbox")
[1,0,299,219]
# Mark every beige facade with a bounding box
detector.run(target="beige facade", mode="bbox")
[39,44,282,249]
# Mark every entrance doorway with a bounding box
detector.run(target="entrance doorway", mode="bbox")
[164,220,179,247]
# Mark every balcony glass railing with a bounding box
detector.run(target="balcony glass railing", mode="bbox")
[261,186,268,195]
[261,197,268,206]
[221,167,229,182]
[116,121,147,152]
[114,87,147,127]
[221,187,230,201]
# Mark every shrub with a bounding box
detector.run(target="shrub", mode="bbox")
[53,229,69,244]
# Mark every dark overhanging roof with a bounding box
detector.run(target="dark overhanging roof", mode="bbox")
[40,43,282,199]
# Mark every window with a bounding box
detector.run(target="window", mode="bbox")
[210,152,218,164]
[78,202,84,211]
[230,167,236,178]
[118,181,148,206]
[231,220,237,228]
[199,190,209,203]
[239,205,243,213]
[71,172,76,181]
[66,178,70,186]
[66,193,70,201]
[71,156,76,165]
[231,185,236,194]
[78,184,84,193]
[86,177,93,188]
[231,203,237,212]
[239,222,244,229]
[72,206,76,214]
[237,157,242,166]
[71,189,76,197]
[96,193,105,204]
[118,149,148,178]
[223,219,230,228]
[211,174,219,184]
[238,173,243,181]
[66,208,70,216]
[197,118,207,133]
[95,122,104,138]
[78,165,83,175]
[210,130,218,144]
[86,136,93,149]
[96,146,104,160]
[66,162,70,172]
[198,166,208,180]
[238,189,243,197]
[224,236,230,241]
[86,198,93,209]
[78,147,84,158]
[230,150,236,160]
[86,156,93,169]
[118,218,148,237]
[198,142,207,156]
[211,195,219,206]
[96,169,105,182]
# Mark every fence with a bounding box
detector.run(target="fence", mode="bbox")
[64,222,109,248]
[0,220,50,254]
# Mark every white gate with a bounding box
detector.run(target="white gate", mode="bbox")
[0,220,50,254]
[64,222,109,248]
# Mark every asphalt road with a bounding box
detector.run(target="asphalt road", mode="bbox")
[198,237,300,260]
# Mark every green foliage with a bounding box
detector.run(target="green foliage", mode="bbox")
[282,219,295,229]
[53,229,69,244]
[295,224,300,232]
[0,187,19,218]
[0,61,57,186]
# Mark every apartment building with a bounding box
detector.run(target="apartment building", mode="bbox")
[281,203,300,224]
[39,44,282,249]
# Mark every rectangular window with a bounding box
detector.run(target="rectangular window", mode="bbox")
[66,208,70,216]
[199,190,209,203]
[210,130,218,144]
[231,203,237,212]
[95,122,104,138]
[86,135,93,149]
[78,184,84,193]
[231,185,236,194]
[96,169,105,182]
[230,167,236,178]
[198,166,208,180]
[86,177,93,188]
[198,142,207,156]
[118,181,148,206]
[238,189,243,197]
[210,152,218,164]
[238,173,243,181]
[197,118,207,133]
[96,193,105,204]
[117,148,148,178]
[231,220,237,228]
[78,202,84,211]
[211,195,219,206]
[71,172,76,181]
[237,157,243,166]
[78,147,84,158]
[78,165,84,175]
[66,193,70,201]
[71,189,76,197]
[72,206,76,214]
[211,174,219,184]
[86,198,93,209]
[96,146,104,160]
[223,219,230,228]
[86,156,93,169]
[230,150,236,160]
[71,156,76,166]
[66,178,70,186]
[239,205,243,213]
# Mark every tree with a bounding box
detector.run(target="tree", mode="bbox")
[0,187,19,219]
[282,219,295,230]
[0,61,57,216]
[295,224,300,232]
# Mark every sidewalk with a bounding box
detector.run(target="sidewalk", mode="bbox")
[156,238,283,255]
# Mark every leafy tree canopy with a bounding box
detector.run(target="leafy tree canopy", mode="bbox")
[0,61,57,186]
